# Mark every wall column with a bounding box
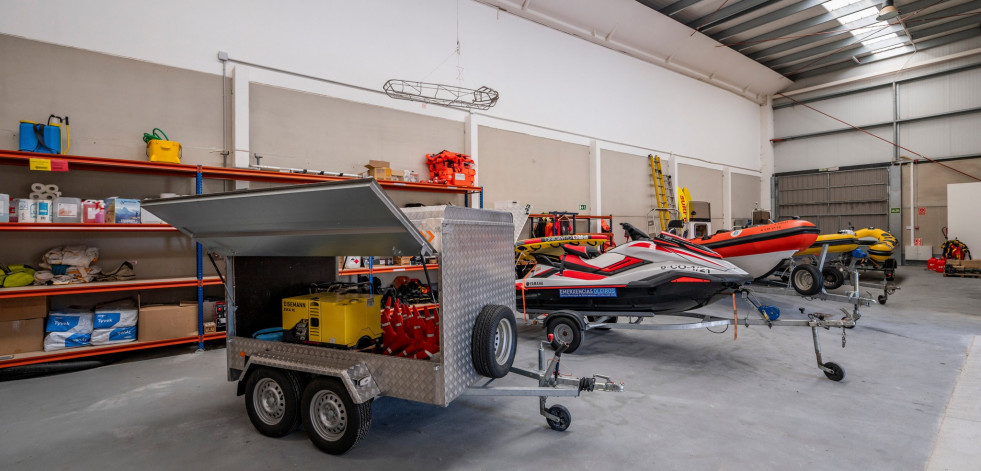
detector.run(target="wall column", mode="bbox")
[464,113,479,208]
[589,140,602,232]
[232,65,250,190]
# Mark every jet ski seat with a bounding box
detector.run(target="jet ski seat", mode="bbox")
[562,244,602,259]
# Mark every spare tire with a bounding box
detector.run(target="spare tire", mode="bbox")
[471,305,517,378]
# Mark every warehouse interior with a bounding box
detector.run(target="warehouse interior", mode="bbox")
[1,0,980,469]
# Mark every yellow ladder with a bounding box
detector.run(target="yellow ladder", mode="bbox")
[649,154,674,233]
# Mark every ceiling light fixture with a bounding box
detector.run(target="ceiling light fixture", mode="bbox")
[876,0,899,21]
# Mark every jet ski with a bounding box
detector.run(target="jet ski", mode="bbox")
[691,219,820,279]
[515,223,752,314]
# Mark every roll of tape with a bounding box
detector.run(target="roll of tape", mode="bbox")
[31,183,45,192]
[30,192,44,200]
[45,184,59,193]
[43,193,56,200]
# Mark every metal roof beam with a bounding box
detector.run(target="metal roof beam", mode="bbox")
[656,0,703,16]
[910,16,981,40]
[711,0,828,42]
[906,1,981,39]
[787,28,981,80]
[684,0,781,32]
[749,14,880,60]
[737,0,878,53]
[773,63,981,109]
[763,24,906,68]
[777,34,911,72]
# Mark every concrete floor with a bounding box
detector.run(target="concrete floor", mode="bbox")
[1,266,979,470]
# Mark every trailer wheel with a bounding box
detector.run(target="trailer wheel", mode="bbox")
[822,362,845,382]
[791,264,822,296]
[821,267,845,290]
[471,305,518,378]
[301,377,371,455]
[545,404,572,431]
[547,317,582,353]
[245,367,301,437]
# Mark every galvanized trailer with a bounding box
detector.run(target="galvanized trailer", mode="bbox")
[144,179,621,455]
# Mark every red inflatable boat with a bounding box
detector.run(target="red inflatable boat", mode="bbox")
[690,220,820,279]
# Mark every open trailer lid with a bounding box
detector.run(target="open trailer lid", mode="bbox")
[141,179,434,257]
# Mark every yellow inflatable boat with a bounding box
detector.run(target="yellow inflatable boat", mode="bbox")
[794,231,859,257]
[854,228,897,262]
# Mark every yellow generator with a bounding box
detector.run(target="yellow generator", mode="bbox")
[282,292,382,349]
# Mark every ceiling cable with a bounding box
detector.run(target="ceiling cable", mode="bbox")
[775,92,981,182]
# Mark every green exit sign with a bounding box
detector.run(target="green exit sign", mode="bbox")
[890,208,901,213]
[579,204,587,211]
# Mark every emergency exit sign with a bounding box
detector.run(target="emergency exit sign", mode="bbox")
[579,204,587,210]
[890,208,901,213]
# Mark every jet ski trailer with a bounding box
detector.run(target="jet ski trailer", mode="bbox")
[516,224,856,381]
[143,179,622,455]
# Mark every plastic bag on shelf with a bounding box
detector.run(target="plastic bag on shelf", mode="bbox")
[90,326,137,345]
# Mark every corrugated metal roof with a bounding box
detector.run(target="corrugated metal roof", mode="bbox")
[645,0,981,80]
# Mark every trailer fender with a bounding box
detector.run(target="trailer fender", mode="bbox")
[544,310,587,332]
[239,355,380,404]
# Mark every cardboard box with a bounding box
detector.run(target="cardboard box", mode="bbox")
[0,318,44,355]
[363,167,393,180]
[180,300,219,323]
[105,198,141,224]
[393,256,414,266]
[390,169,405,181]
[365,160,390,169]
[0,297,47,322]
[139,304,198,342]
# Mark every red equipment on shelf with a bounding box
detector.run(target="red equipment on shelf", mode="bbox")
[426,150,475,186]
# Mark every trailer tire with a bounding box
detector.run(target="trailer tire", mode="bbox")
[472,305,518,378]
[545,404,572,431]
[245,367,302,437]
[791,264,822,296]
[821,267,845,290]
[301,377,371,455]
[547,317,582,353]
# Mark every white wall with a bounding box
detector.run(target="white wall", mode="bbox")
[0,0,764,172]
[947,182,981,257]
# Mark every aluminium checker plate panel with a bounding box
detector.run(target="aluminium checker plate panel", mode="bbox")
[227,337,444,405]
[435,206,516,405]
[226,205,514,407]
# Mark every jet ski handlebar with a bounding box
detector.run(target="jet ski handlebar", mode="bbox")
[620,222,652,241]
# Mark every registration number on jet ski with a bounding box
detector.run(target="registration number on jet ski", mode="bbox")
[558,288,617,298]
[667,264,711,274]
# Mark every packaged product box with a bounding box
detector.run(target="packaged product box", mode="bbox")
[138,304,198,341]
[179,299,219,323]
[363,160,393,181]
[105,198,141,224]
[0,297,47,322]
[0,318,44,355]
